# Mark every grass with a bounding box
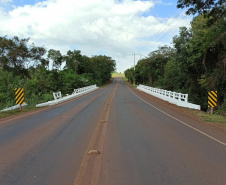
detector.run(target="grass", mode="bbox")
[122,76,135,88]
[1,79,225,129]
[1,81,113,119]
[192,110,226,124]
[180,108,226,128]
[123,77,226,127]
[0,106,41,119]
[112,72,124,78]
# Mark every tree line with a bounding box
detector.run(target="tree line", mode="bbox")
[0,36,115,109]
[125,0,226,113]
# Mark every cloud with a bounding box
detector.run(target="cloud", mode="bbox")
[0,0,12,3]
[0,0,191,72]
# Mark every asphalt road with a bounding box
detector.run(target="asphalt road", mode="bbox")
[0,77,226,185]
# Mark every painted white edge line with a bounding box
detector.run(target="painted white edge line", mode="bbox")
[127,86,226,147]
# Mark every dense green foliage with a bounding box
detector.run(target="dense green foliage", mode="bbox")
[0,36,115,109]
[125,1,225,111]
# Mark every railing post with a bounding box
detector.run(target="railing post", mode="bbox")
[185,94,188,102]
[172,92,175,99]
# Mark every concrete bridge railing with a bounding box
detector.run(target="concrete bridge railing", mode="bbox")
[137,84,200,110]
[53,91,62,100]
[73,85,97,94]
[36,84,98,107]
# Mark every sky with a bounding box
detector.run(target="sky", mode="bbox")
[0,0,192,73]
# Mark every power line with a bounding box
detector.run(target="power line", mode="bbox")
[136,9,185,55]
[140,14,187,54]
[136,9,181,53]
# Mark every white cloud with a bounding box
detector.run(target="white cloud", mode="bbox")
[0,0,12,3]
[0,0,191,72]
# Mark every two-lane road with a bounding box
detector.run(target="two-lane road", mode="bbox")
[0,77,226,185]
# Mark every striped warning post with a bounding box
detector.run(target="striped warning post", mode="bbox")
[208,91,217,107]
[15,88,24,105]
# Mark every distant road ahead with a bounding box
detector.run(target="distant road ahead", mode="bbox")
[0,77,226,185]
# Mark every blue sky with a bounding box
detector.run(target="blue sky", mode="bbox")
[11,0,40,6]
[11,0,180,18]
[0,0,191,72]
[145,0,179,18]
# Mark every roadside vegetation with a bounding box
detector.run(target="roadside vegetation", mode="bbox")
[0,37,115,111]
[192,110,226,127]
[112,72,124,78]
[122,77,226,126]
[0,106,41,119]
[125,0,226,116]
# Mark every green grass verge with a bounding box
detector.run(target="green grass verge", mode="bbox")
[123,77,226,126]
[1,81,225,129]
[0,106,41,119]
[196,111,226,124]
[0,83,108,119]
[122,76,135,88]
[183,109,226,127]
[112,72,124,78]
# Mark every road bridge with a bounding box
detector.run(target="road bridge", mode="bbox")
[0,77,226,185]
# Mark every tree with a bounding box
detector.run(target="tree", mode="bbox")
[148,46,175,86]
[124,67,134,84]
[189,15,226,106]
[124,2,225,112]
[177,0,226,23]
[133,46,175,87]
[172,14,225,107]
[0,36,46,77]
[47,49,63,71]
[91,55,116,85]
[0,35,117,109]
[77,55,92,75]
[0,69,21,109]
[64,50,82,72]
[59,69,80,94]
[162,59,188,92]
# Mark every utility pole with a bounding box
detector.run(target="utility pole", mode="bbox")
[132,53,138,86]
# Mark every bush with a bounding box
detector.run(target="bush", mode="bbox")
[218,99,226,116]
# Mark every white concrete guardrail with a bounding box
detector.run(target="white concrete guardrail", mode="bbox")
[137,84,200,110]
[53,91,62,100]
[36,84,98,107]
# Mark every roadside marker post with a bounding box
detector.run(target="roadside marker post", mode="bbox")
[208,91,217,114]
[15,88,24,110]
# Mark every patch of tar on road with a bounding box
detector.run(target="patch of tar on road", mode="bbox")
[88,150,101,155]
